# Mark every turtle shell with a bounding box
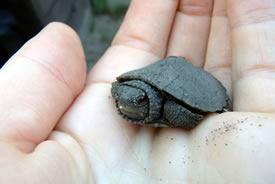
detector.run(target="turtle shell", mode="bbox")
[117,56,229,112]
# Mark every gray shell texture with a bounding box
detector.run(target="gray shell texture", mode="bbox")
[112,56,231,128]
[118,56,229,112]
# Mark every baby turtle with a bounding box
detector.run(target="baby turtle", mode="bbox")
[111,56,231,128]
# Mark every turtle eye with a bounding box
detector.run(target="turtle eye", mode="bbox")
[137,96,148,105]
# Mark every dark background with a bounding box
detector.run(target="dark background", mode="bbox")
[0,0,130,69]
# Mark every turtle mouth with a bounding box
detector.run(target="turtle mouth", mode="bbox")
[112,79,164,126]
[115,100,145,124]
[118,104,145,120]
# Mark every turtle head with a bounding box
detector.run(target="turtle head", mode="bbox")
[111,81,149,120]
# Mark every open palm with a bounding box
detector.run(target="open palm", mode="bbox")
[1,0,275,183]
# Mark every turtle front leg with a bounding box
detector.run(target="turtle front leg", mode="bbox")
[163,100,204,128]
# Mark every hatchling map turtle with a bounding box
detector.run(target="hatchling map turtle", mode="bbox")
[111,56,231,128]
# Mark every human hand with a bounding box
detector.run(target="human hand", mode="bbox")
[1,0,275,183]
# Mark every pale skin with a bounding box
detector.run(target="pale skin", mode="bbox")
[0,0,275,183]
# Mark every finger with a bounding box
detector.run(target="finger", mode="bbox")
[227,0,275,112]
[88,0,179,83]
[0,22,86,152]
[166,0,214,67]
[58,0,180,168]
[204,0,232,98]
